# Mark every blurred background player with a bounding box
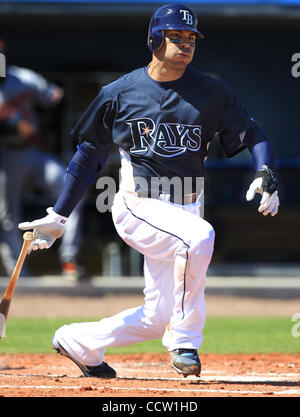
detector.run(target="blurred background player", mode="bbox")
[18,3,279,378]
[0,37,84,280]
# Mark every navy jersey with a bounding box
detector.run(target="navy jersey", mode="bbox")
[71,66,264,193]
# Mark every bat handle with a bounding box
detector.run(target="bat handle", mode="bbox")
[23,231,35,243]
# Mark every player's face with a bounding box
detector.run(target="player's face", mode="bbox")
[162,30,196,68]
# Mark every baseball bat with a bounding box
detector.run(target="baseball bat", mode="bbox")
[0,231,35,340]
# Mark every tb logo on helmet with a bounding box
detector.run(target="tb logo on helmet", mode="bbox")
[180,9,193,25]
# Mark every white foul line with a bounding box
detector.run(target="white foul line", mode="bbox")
[1,372,299,384]
[1,368,299,396]
[0,384,299,396]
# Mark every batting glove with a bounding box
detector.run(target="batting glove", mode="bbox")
[246,165,279,217]
[18,207,67,252]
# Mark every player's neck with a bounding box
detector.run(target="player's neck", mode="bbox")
[147,60,186,82]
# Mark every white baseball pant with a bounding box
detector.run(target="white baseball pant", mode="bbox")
[53,190,215,366]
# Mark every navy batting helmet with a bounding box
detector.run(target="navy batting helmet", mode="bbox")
[147,3,204,52]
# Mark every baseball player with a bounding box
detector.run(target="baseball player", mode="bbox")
[0,37,83,279]
[18,3,279,378]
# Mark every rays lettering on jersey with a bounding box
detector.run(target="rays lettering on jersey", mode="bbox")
[126,117,201,158]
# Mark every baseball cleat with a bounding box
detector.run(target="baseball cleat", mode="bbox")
[51,336,116,379]
[169,348,201,378]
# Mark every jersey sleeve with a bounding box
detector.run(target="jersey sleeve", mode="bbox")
[70,87,115,155]
[217,85,258,158]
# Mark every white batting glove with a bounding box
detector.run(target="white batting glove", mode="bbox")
[18,207,67,252]
[246,165,279,217]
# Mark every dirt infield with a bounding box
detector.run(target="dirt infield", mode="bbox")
[1,294,300,397]
[0,352,300,397]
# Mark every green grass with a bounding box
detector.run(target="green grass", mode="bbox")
[200,317,300,354]
[0,317,299,354]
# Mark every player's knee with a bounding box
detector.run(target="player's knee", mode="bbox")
[191,222,215,258]
[200,223,215,256]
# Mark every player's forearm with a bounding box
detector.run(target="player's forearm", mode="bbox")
[53,144,109,217]
[250,140,274,171]
[53,172,90,217]
[18,146,108,249]
[244,127,275,170]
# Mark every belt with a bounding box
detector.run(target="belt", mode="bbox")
[123,190,198,205]
[158,193,197,205]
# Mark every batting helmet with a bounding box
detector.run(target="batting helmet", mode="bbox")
[147,3,204,52]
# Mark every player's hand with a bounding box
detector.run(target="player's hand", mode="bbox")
[246,165,279,216]
[18,207,67,253]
